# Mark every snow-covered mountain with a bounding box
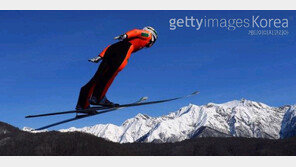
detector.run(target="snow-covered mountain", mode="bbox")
[54,99,296,143]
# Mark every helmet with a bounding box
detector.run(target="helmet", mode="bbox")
[143,26,158,47]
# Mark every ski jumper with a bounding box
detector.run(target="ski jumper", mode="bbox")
[76,29,153,109]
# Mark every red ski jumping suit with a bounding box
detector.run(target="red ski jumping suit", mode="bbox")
[76,29,154,109]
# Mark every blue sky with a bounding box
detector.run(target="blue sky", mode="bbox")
[0,11,295,130]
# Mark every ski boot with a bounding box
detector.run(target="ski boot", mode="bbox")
[89,96,119,107]
[75,105,96,116]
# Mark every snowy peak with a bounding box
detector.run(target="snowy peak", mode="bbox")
[207,99,271,110]
[122,113,151,127]
[174,103,198,117]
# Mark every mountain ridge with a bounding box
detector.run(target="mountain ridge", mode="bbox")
[24,99,296,143]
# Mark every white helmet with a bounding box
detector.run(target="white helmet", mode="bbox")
[143,26,158,47]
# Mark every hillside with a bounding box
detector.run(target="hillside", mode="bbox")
[1,122,296,155]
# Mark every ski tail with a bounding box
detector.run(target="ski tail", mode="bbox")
[36,117,80,130]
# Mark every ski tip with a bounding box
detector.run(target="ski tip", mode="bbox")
[140,97,149,101]
[192,91,200,95]
[25,115,32,118]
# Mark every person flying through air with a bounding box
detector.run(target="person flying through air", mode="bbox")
[76,26,158,110]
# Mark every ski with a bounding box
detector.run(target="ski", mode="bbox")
[26,97,148,118]
[30,91,199,130]
[25,99,145,118]
[35,97,147,130]
[26,91,199,118]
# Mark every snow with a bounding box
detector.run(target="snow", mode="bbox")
[279,105,296,138]
[23,99,296,143]
[22,127,48,133]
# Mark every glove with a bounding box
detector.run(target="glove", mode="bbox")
[88,56,102,63]
[114,34,127,40]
